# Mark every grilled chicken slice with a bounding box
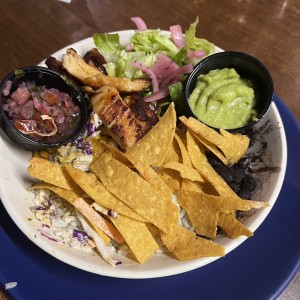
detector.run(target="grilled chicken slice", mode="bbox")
[91,86,158,150]
[62,48,151,93]
[83,72,151,93]
[62,48,100,80]
[123,93,158,130]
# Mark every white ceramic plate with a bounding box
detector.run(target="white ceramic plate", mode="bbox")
[0,30,287,279]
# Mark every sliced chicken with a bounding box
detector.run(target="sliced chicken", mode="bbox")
[91,86,158,150]
[62,48,151,93]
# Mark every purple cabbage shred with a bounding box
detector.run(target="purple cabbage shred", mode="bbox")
[73,229,88,242]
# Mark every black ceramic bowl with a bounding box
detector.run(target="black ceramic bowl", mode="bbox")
[184,51,274,132]
[0,66,89,151]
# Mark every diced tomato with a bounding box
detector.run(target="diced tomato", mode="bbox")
[5,81,81,143]
[42,91,58,105]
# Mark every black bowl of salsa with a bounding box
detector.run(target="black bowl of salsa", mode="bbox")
[0,66,89,151]
[184,51,274,133]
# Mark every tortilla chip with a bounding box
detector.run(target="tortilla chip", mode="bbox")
[162,162,204,183]
[130,160,180,225]
[125,103,176,166]
[218,212,253,238]
[185,130,269,209]
[180,116,250,165]
[90,138,132,167]
[174,133,192,167]
[156,167,182,193]
[27,157,81,192]
[161,225,225,260]
[162,137,182,165]
[219,129,250,164]
[64,164,146,223]
[185,129,237,199]
[178,189,220,239]
[90,153,178,233]
[110,215,159,264]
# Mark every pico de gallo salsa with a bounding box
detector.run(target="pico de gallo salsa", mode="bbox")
[3,81,81,143]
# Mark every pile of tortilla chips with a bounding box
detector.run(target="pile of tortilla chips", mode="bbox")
[27,102,268,266]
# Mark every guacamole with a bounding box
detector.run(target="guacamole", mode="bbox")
[188,68,257,129]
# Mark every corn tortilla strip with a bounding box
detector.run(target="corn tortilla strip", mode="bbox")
[220,129,250,164]
[178,189,220,239]
[73,197,124,244]
[130,160,180,225]
[161,225,225,260]
[90,138,132,166]
[125,102,176,167]
[131,160,173,203]
[186,130,240,200]
[174,133,192,167]
[162,137,182,164]
[181,177,218,196]
[177,188,267,239]
[156,168,182,193]
[28,183,111,245]
[64,164,147,222]
[27,157,81,192]
[180,116,250,165]
[186,130,268,208]
[110,215,159,264]
[90,153,176,233]
[180,116,228,164]
[218,212,253,238]
[162,162,204,183]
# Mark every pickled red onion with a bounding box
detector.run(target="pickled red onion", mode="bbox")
[188,49,206,58]
[170,25,186,49]
[130,17,147,31]
[131,61,159,92]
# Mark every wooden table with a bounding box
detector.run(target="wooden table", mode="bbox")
[0,0,299,299]
[0,0,299,122]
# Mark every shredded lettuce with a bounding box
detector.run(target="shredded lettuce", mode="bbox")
[93,18,215,81]
[93,33,124,62]
[173,17,215,66]
[130,30,178,55]
[104,51,156,79]
[93,33,156,79]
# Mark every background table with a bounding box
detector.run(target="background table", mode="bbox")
[0,0,299,299]
[1,0,299,122]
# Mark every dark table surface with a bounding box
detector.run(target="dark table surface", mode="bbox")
[1,0,299,122]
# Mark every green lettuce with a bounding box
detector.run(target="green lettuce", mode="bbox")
[93,18,215,80]
[93,32,156,79]
[130,30,178,56]
[173,17,215,66]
